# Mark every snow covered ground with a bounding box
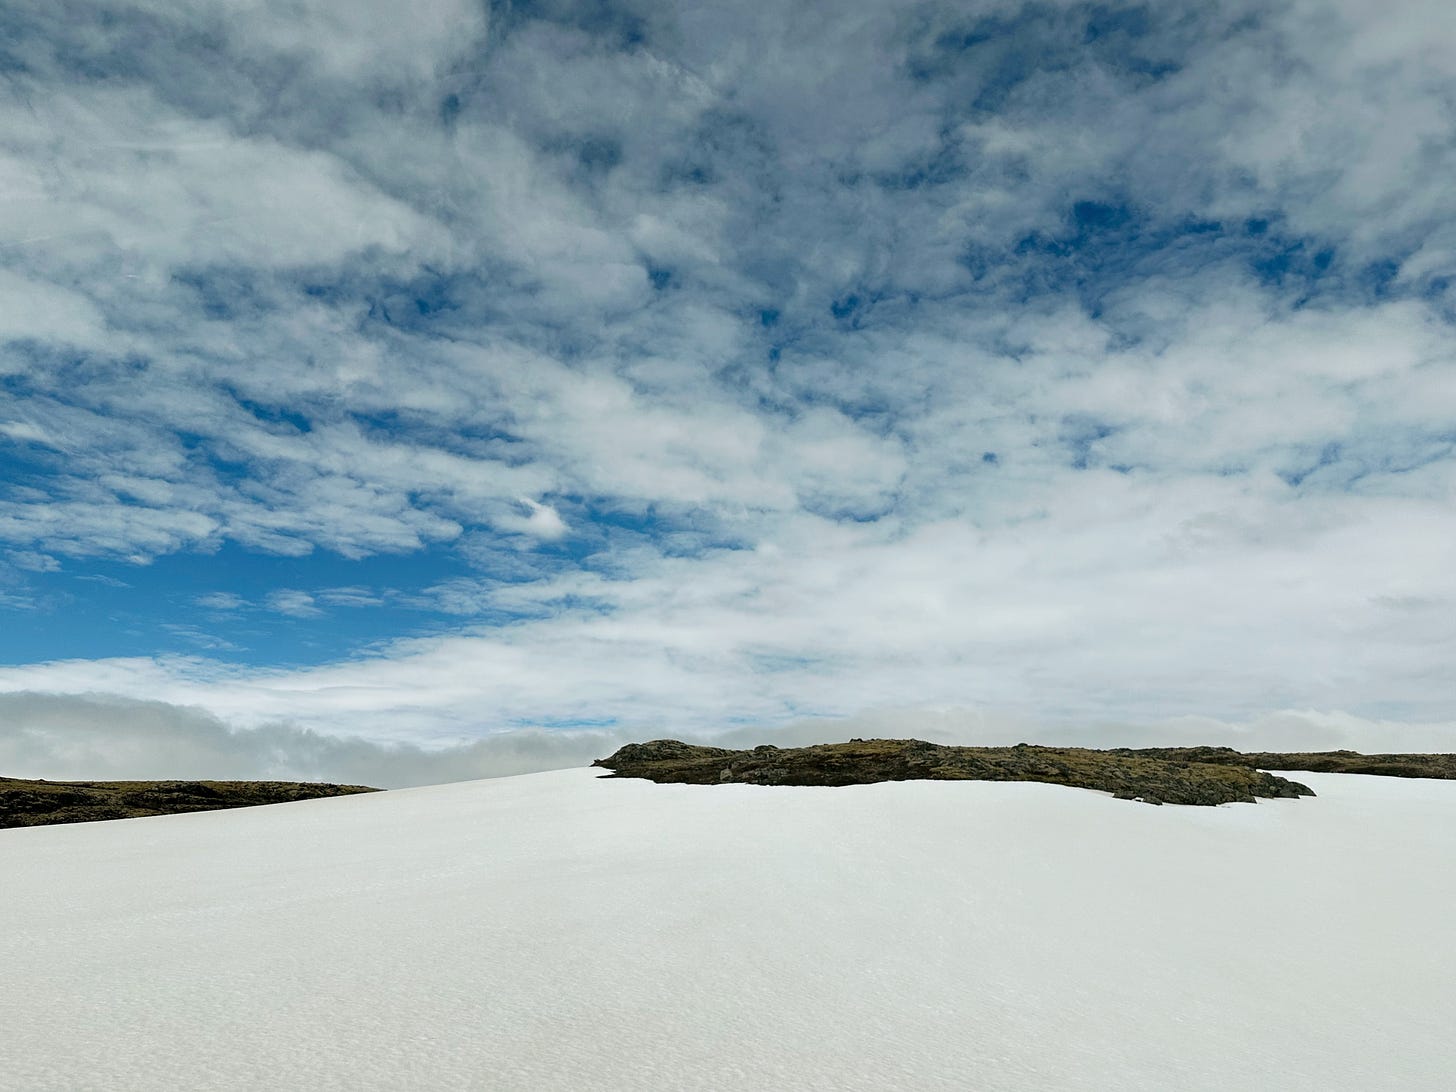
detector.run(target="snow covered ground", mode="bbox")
[3,768,1454,1091]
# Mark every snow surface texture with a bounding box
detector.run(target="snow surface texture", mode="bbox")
[3,769,1454,1091]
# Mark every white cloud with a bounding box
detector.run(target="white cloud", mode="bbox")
[265,590,322,618]
[196,592,246,611]
[1,89,451,276]
[74,573,130,588]
[496,498,570,541]
[3,483,1455,744]
[7,551,60,573]
[0,270,111,352]
[160,623,240,652]
[316,586,384,608]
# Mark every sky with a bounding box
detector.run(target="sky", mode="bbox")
[2,0,1455,783]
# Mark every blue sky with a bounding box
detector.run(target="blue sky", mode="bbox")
[3,0,1456,782]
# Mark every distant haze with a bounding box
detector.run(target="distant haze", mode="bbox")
[4,692,1454,788]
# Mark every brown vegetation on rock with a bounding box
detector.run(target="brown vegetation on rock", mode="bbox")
[593,738,1325,806]
[1109,746,1456,780]
[0,776,379,830]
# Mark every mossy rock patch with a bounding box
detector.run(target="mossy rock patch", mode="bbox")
[0,777,379,829]
[594,738,1321,806]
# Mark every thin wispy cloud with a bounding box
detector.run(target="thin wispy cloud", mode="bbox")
[196,591,246,611]
[1,0,1454,775]
[316,586,386,608]
[264,589,323,618]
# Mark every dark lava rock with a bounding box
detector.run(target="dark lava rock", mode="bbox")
[1109,747,1456,780]
[592,739,735,767]
[594,738,1320,806]
[0,777,380,830]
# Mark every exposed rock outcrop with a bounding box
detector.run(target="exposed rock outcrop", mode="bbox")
[594,738,1318,806]
[0,777,379,829]
[1109,746,1456,780]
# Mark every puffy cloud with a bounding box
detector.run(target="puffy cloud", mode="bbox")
[496,499,570,541]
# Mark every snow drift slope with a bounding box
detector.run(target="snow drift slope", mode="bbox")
[2,769,1454,1091]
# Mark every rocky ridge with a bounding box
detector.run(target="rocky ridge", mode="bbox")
[1109,746,1456,780]
[594,738,1321,806]
[0,776,379,830]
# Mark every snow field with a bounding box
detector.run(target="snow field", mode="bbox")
[2,768,1454,1090]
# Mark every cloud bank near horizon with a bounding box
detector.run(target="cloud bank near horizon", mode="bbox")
[5,692,1455,789]
[2,0,1455,754]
